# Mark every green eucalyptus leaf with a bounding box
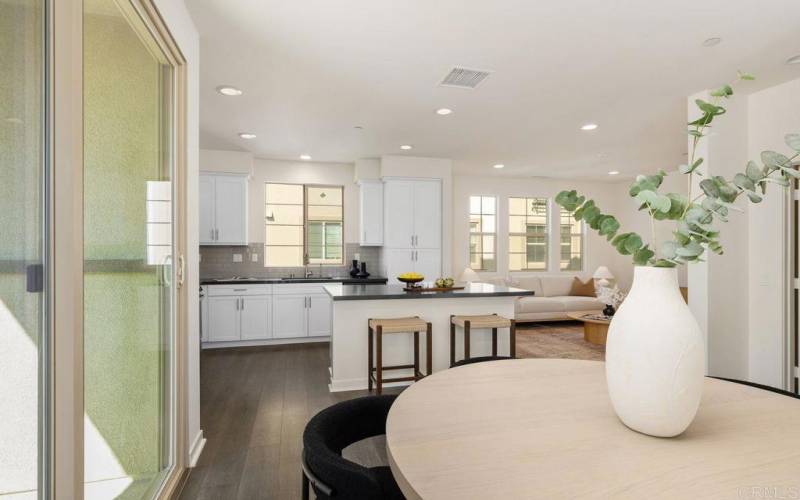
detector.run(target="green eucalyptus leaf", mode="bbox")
[688,130,704,138]
[633,245,655,266]
[762,150,791,169]
[746,160,763,181]
[747,191,763,203]
[733,173,755,192]
[661,240,678,259]
[737,71,755,81]
[675,241,703,257]
[688,114,714,127]
[710,84,734,98]
[599,216,620,238]
[699,178,720,198]
[786,133,800,152]
[695,99,725,116]
[624,233,643,254]
[654,259,678,268]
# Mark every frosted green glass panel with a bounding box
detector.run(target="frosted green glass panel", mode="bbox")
[84,1,175,498]
[0,0,46,497]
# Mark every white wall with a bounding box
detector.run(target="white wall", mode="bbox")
[747,78,800,388]
[199,148,253,174]
[153,0,202,465]
[687,77,800,388]
[686,90,750,381]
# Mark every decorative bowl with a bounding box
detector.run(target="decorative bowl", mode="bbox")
[397,276,424,287]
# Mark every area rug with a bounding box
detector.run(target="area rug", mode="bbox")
[516,321,605,361]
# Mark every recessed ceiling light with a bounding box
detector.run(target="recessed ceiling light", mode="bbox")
[217,85,243,96]
[608,170,620,175]
[787,54,800,65]
[702,37,722,47]
[436,108,453,115]
[300,154,312,160]
[400,145,413,150]
[238,132,256,139]
[581,123,598,131]
[493,164,505,169]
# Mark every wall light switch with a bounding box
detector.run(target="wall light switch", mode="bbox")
[251,253,259,262]
[232,253,243,263]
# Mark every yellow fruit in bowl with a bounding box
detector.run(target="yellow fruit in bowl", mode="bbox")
[398,272,423,280]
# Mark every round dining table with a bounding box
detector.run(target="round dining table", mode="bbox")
[385,359,800,499]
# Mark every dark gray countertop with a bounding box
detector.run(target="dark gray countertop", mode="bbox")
[201,276,388,286]
[323,283,535,301]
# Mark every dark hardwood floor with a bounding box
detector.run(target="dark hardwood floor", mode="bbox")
[177,343,401,500]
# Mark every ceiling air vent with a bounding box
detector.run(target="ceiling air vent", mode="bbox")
[439,67,492,89]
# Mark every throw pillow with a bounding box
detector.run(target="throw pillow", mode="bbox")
[570,277,596,297]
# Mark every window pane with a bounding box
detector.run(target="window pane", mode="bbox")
[470,234,483,254]
[266,204,304,225]
[266,183,303,204]
[509,253,525,271]
[509,216,527,234]
[266,225,303,246]
[481,215,495,233]
[509,235,526,253]
[84,0,176,495]
[469,215,481,233]
[481,254,496,272]
[508,197,526,215]
[307,186,342,206]
[469,196,481,214]
[481,197,496,214]
[266,246,303,267]
[0,0,45,496]
[307,204,342,221]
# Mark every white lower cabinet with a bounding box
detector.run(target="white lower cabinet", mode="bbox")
[208,296,240,342]
[203,283,334,347]
[307,294,332,337]
[272,294,308,338]
[240,295,272,340]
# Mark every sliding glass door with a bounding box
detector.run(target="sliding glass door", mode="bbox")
[83,0,177,497]
[0,0,48,498]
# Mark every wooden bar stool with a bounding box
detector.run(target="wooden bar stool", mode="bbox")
[450,314,516,367]
[368,317,432,395]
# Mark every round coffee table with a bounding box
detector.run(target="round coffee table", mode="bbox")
[567,311,610,345]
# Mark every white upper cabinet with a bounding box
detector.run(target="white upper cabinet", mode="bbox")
[199,176,215,244]
[383,180,416,248]
[358,180,384,246]
[413,181,442,249]
[199,173,248,245]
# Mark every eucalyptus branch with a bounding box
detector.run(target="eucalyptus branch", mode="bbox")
[555,71,799,268]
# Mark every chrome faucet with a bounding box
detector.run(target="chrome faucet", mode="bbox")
[305,265,314,278]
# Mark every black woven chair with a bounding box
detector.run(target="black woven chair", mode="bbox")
[301,395,404,500]
[709,376,799,398]
[452,355,512,367]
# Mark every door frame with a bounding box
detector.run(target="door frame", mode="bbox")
[49,0,189,497]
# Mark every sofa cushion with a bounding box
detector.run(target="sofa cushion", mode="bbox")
[540,276,575,297]
[559,296,604,311]
[511,277,543,296]
[516,297,566,314]
[569,277,596,297]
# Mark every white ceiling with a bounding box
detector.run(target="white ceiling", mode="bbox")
[186,0,800,179]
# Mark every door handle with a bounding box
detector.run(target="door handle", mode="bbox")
[411,235,414,246]
[177,255,185,289]
[241,298,244,310]
[308,296,312,309]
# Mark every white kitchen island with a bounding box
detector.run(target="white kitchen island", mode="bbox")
[323,283,534,392]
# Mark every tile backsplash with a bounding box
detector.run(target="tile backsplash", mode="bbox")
[199,243,383,280]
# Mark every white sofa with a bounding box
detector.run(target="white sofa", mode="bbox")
[486,276,605,322]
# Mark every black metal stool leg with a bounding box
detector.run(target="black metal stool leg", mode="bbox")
[464,320,471,361]
[368,324,374,392]
[426,322,433,376]
[492,327,498,356]
[414,331,420,380]
[510,320,517,358]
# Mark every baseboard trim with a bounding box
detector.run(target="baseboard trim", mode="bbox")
[202,336,330,349]
[188,430,206,468]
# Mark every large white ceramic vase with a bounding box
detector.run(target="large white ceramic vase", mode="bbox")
[606,266,705,437]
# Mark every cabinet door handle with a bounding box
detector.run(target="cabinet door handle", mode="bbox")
[411,235,414,246]
[215,228,219,241]
[308,296,312,308]
[241,298,245,310]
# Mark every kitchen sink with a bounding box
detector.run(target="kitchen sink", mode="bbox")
[280,276,335,281]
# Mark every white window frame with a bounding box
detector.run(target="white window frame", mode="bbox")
[468,195,497,272]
